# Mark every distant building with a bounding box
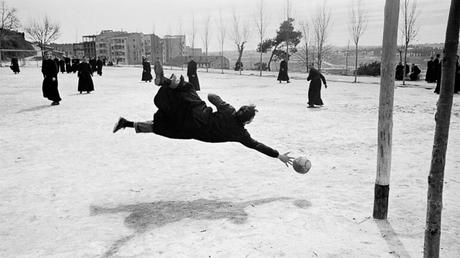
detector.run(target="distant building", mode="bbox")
[143,33,163,63]
[82,35,96,58]
[170,55,230,69]
[73,42,85,58]
[50,43,73,57]
[163,35,185,64]
[184,46,202,57]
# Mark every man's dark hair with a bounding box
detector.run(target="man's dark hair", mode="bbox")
[235,105,258,124]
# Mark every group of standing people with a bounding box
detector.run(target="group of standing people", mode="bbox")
[395,62,421,81]
[276,59,328,108]
[40,52,103,105]
[428,54,460,94]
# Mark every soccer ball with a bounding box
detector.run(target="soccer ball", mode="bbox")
[293,156,311,174]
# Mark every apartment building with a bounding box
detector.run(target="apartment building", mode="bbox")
[163,35,185,64]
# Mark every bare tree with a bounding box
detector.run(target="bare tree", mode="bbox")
[231,11,249,74]
[349,0,368,83]
[0,1,21,60]
[190,14,197,56]
[312,3,331,71]
[0,1,19,30]
[255,0,269,76]
[299,21,311,71]
[24,16,60,56]
[424,0,459,256]
[217,10,226,74]
[284,0,292,59]
[201,15,211,72]
[400,0,419,85]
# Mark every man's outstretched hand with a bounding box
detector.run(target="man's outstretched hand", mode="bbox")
[278,152,294,167]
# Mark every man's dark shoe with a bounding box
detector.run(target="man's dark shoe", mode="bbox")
[113,117,128,133]
[51,101,60,106]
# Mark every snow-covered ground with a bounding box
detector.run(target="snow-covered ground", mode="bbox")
[1,65,459,257]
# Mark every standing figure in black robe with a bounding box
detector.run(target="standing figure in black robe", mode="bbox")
[59,58,66,73]
[53,57,60,73]
[89,57,97,75]
[77,57,94,94]
[395,62,404,80]
[42,52,61,105]
[187,59,200,91]
[96,57,103,76]
[65,57,72,73]
[409,64,421,81]
[307,64,327,108]
[141,58,153,82]
[277,59,290,83]
[10,58,20,74]
[72,58,80,73]
[425,57,435,83]
[434,54,442,94]
[112,62,294,167]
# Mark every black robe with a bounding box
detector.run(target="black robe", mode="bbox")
[425,60,435,82]
[65,58,72,73]
[77,62,94,92]
[307,68,327,106]
[141,61,153,82]
[89,58,97,75]
[277,60,289,82]
[96,59,103,76]
[152,82,279,158]
[395,64,404,80]
[59,59,66,73]
[187,60,200,91]
[434,58,442,94]
[42,59,61,102]
[10,58,20,73]
[409,65,421,81]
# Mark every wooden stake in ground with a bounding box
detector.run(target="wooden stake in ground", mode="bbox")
[424,0,459,257]
[373,0,400,220]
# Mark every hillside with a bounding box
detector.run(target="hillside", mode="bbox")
[0,29,35,60]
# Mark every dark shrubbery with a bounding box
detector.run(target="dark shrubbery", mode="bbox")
[357,61,381,76]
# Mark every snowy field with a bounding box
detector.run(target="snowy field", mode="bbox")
[1,65,459,257]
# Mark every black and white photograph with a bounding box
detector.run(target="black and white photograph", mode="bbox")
[1,0,459,257]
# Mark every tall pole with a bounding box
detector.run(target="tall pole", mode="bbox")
[373,0,400,220]
[424,0,459,256]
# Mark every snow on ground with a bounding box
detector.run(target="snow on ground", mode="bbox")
[0,65,459,257]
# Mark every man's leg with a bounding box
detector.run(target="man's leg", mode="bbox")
[113,117,155,133]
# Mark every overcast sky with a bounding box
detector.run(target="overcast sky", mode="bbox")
[11,0,452,51]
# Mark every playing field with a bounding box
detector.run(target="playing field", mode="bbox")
[1,65,459,257]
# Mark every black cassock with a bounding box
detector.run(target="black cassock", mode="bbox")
[410,65,421,81]
[141,61,153,82]
[59,59,66,73]
[425,60,436,83]
[187,60,200,91]
[77,62,94,92]
[307,68,327,106]
[434,58,442,93]
[42,59,61,102]
[65,58,72,73]
[10,58,20,73]
[277,60,289,82]
[96,59,103,76]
